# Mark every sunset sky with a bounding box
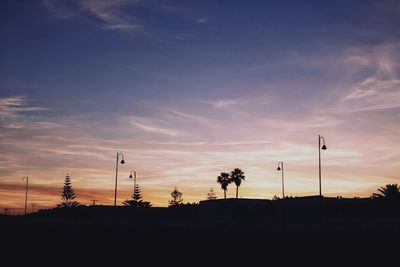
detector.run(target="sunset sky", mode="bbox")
[1,0,400,212]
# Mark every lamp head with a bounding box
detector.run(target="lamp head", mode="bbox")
[120,159,125,164]
[129,174,133,178]
[321,144,327,150]
[277,166,281,171]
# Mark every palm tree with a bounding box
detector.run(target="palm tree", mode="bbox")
[372,184,400,199]
[230,168,245,199]
[217,172,231,199]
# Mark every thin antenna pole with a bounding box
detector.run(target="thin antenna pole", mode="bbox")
[281,162,285,199]
[23,176,29,215]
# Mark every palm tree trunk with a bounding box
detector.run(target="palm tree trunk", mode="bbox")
[236,186,238,199]
[224,189,226,199]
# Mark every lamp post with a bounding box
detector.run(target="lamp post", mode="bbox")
[129,170,137,187]
[318,135,327,197]
[114,152,125,207]
[23,176,29,215]
[277,162,285,199]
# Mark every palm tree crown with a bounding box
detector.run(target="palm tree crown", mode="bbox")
[217,172,231,199]
[230,168,245,199]
[373,184,400,199]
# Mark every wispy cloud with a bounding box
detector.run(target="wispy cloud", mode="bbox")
[42,0,215,35]
[341,78,400,111]
[79,0,142,33]
[125,115,178,136]
[196,17,208,24]
[0,96,47,117]
[260,115,341,131]
[43,0,142,33]
[147,140,271,147]
[212,140,271,146]
[165,109,210,123]
[4,121,66,130]
[338,44,400,113]
[208,98,238,108]
[198,95,271,109]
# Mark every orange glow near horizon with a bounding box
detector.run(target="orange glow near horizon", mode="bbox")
[1,129,398,213]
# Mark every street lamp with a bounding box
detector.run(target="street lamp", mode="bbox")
[114,152,125,207]
[318,135,327,196]
[129,170,137,187]
[277,162,285,199]
[22,176,29,215]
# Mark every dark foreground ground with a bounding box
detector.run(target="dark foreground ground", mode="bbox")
[1,220,399,265]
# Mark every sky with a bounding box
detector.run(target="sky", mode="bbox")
[1,0,400,212]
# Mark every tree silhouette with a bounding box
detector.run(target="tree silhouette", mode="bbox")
[217,172,231,199]
[123,184,151,208]
[207,188,217,200]
[57,173,80,208]
[272,195,280,201]
[230,168,245,199]
[169,187,183,207]
[372,184,400,200]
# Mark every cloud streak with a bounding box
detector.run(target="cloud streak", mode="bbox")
[197,95,271,109]
[338,44,400,113]
[43,0,143,33]
[125,115,179,136]
[79,0,142,32]
[0,96,47,117]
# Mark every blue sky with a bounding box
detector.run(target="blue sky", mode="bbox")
[1,0,400,209]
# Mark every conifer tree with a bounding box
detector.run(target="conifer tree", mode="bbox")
[123,184,151,208]
[58,173,80,208]
[169,187,183,207]
[207,188,217,200]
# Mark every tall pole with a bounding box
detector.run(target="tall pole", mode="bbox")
[277,162,285,199]
[114,152,119,207]
[318,135,322,197]
[23,176,28,215]
[113,152,125,224]
[281,162,285,199]
[130,170,137,187]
